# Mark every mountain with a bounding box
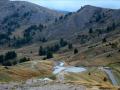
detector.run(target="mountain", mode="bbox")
[0,0,64,46]
[0,2,120,48]
[42,5,120,41]
[0,0,63,26]
[35,5,120,68]
[0,2,120,88]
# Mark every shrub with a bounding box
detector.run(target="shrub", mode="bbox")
[0,55,4,63]
[89,28,93,34]
[2,61,12,66]
[88,72,91,75]
[102,38,107,43]
[39,46,46,56]
[103,77,107,82]
[49,74,56,80]
[118,49,120,52]
[46,51,53,59]
[106,54,112,57]
[60,38,67,47]
[111,43,118,49]
[5,51,17,60]
[74,48,78,54]
[19,57,30,63]
[68,43,73,49]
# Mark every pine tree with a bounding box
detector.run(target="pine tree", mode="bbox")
[46,51,53,59]
[74,48,78,54]
[60,38,67,47]
[102,38,107,43]
[68,43,73,49]
[89,28,93,34]
[53,44,60,52]
[39,46,46,56]
[0,55,4,64]
[5,51,17,60]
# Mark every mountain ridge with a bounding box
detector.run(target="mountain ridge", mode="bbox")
[0,2,120,47]
[0,0,64,46]
[41,5,120,41]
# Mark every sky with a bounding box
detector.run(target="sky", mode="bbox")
[11,0,120,11]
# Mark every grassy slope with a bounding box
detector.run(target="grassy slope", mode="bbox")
[0,31,120,89]
[64,68,117,89]
[0,60,54,82]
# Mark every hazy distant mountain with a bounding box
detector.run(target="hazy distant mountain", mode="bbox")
[58,10,69,14]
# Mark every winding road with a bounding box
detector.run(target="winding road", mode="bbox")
[100,67,118,86]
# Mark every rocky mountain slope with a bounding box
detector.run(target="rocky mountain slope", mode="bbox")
[0,0,63,26]
[0,0,64,46]
[42,5,120,42]
[0,1,120,65]
[1,1,120,47]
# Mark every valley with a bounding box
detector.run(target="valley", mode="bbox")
[0,0,120,90]
[0,60,119,90]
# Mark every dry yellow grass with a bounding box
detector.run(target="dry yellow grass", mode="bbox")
[0,60,54,82]
[64,68,118,90]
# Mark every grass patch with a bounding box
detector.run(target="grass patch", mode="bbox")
[64,67,112,86]
[48,74,56,80]
[0,72,12,82]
